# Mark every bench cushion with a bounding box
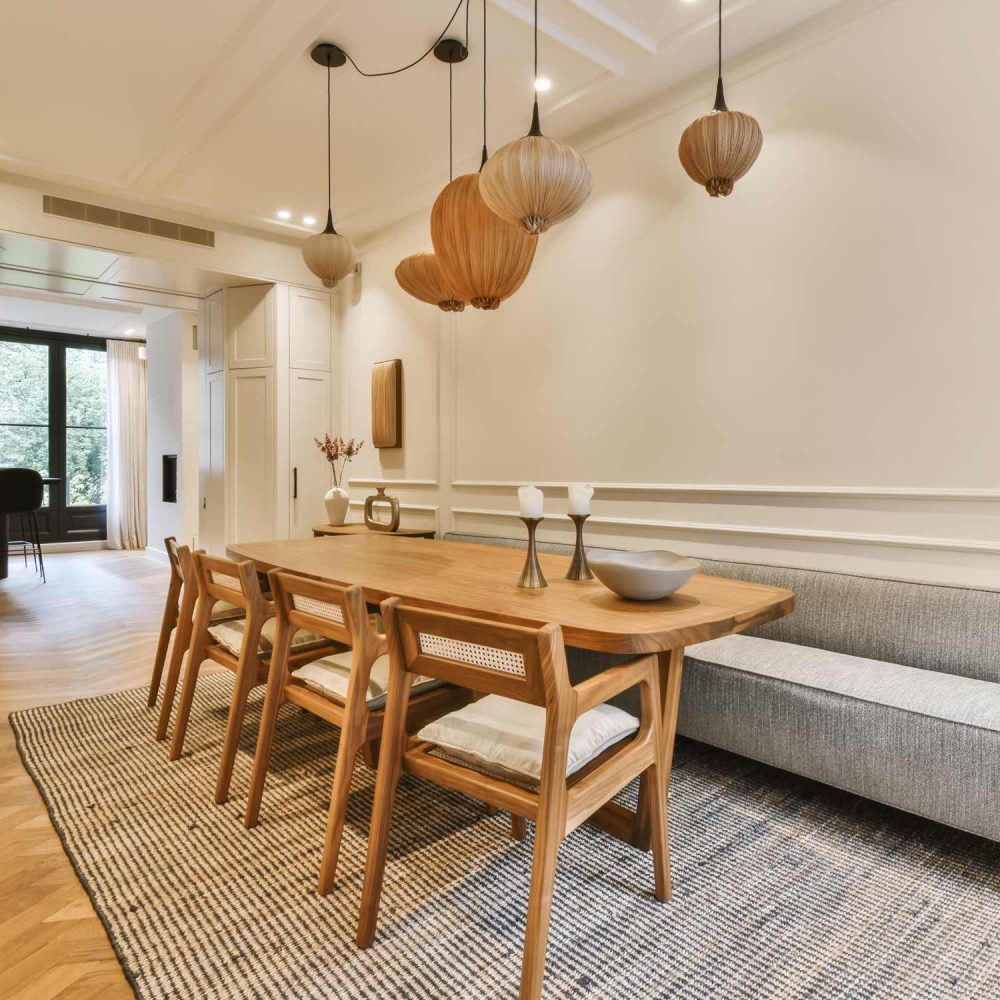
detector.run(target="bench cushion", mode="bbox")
[680,635,1000,840]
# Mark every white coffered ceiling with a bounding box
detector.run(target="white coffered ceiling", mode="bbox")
[0,0,844,242]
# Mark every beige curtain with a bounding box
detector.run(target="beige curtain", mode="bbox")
[106,340,147,550]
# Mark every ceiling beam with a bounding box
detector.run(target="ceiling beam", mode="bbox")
[126,0,353,195]
[563,0,658,54]
[488,0,627,75]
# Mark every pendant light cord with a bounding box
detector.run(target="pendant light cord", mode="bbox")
[480,0,488,168]
[324,62,336,233]
[341,0,467,77]
[713,0,728,112]
[448,63,454,182]
[528,0,542,135]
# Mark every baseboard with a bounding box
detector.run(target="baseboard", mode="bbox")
[144,545,170,563]
[39,540,109,553]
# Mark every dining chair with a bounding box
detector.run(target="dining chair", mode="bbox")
[356,598,672,1000]
[168,553,335,805]
[244,570,471,895]
[152,540,245,741]
[0,468,46,583]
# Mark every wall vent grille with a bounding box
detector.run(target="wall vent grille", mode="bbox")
[42,195,215,248]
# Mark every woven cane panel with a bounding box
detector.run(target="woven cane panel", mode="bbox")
[293,594,345,624]
[419,633,525,677]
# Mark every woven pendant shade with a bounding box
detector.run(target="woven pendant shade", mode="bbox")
[479,129,591,235]
[303,218,356,288]
[678,109,762,197]
[395,251,465,312]
[431,173,537,310]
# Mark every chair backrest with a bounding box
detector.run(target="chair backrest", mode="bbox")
[267,570,368,649]
[382,599,571,708]
[0,468,43,514]
[192,552,265,613]
[164,536,182,582]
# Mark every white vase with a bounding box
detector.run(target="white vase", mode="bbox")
[324,486,350,526]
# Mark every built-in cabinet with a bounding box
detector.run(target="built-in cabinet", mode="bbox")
[288,369,331,538]
[198,282,334,553]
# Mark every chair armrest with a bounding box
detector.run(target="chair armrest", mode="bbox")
[573,654,656,717]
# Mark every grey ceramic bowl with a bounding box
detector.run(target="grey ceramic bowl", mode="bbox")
[588,549,700,601]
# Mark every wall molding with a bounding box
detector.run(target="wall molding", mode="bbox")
[451,481,1000,502]
[450,507,1000,556]
[348,478,438,488]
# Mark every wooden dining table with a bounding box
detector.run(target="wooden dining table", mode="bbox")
[227,534,794,847]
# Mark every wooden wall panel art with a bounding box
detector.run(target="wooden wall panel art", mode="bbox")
[372,359,402,448]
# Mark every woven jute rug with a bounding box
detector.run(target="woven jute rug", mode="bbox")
[11,674,1000,999]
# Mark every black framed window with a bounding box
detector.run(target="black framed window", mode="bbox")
[0,327,108,542]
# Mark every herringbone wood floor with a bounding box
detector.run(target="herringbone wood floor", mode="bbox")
[1,550,175,1000]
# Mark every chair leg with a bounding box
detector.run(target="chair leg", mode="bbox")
[30,513,44,583]
[149,578,181,708]
[244,630,294,828]
[518,789,565,1000]
[510,815,528,841]
[169,601,211,761]
[21,514,30,568]
[156,601,194,741]
[214,655,259,805]
[355,666,413,947]
[317,729,362,895]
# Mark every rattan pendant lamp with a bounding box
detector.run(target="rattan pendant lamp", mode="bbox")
[431,0,536,310]
[395,42,468,312]
[302,44,357,287]
[479,0,591,234]
[678,0,762,197]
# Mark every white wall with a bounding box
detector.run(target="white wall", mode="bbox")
[339,0,1000,587]
[146,311,199,553]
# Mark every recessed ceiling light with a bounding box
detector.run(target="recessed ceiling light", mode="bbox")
[277,210,292,220]
[534,77,552,93]
[303,215,317,226]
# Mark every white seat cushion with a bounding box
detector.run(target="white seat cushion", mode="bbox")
[207,617,326,659]
[417,694,640,783]
[292,651,443,709]
[209,600,244,624]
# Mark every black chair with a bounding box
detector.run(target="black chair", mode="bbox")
[0,468,46,583]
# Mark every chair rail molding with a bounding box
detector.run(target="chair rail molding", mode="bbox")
[450,506,1000,556]
[450,481,1000,502]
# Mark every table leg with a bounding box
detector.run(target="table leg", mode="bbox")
[0,513,8,580]
[586,646,686,850]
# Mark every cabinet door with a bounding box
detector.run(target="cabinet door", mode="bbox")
[226,367,275,542]
[200,370,226,554]
[288,370,331,538]
[205,289,225,373]
[289,286,331,371]
[226,284,273,369]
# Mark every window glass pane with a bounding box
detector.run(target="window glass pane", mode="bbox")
[66,346,107,428]
[0,340,48,425]
[66,427,107,506]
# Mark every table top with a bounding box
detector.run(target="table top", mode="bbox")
[228,535,794,655]
[311,523,435,538]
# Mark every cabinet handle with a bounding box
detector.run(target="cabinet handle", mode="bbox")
[293,467,298,500]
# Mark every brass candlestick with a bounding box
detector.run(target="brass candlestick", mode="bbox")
[517,517,547,589]
[566,513,593,581]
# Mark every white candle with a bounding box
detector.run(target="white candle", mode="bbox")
[568,484,594,516]
[518,485,544,519]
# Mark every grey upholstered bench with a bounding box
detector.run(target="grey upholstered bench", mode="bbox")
[443,532,1000,842]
